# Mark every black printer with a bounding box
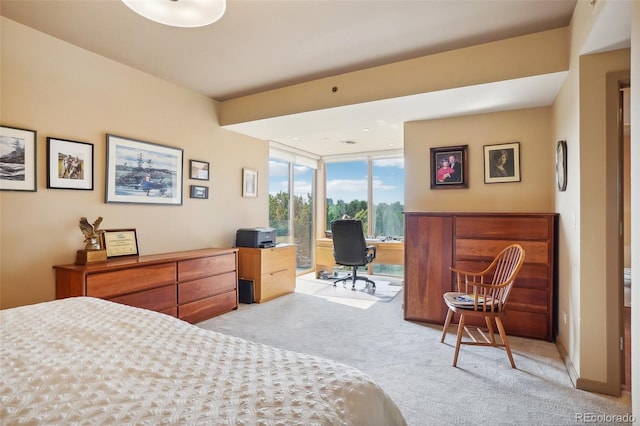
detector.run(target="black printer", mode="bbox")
[235,227,277,248]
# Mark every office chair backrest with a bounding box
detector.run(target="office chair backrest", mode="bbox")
[331,219,368,266]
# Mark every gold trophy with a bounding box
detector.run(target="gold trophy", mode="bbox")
[76,216,108,264]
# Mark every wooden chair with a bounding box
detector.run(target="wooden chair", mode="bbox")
[440,244,525,368]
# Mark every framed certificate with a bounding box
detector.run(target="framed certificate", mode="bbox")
[103,229,139,257]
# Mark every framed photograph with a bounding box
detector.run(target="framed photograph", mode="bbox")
[103,228,139,258]
[0,125,37,192]
[105,134,183,205]
[556,140,567,191]
[46,137,93,190]
[430,145,468,189]
[189,159,209,181]
[242,168,258,197]
[190,185,209,199]
[483,142,521,184]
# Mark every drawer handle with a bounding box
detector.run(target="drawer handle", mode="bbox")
[270,268,287,275]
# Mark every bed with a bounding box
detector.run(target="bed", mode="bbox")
[0,297,406,425]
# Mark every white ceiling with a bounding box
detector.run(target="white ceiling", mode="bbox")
[1,0,630,157]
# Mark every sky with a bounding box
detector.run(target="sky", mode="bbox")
[269,157,404,205]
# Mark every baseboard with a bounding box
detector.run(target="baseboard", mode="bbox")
[556,336,622,397]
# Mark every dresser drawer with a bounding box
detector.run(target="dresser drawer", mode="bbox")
[178,271,237,304]
[86,263,177,298]
[455,216,550,240]
[455,239,549,264]
[260,246,295,274]
[178,253,236,281]
[257,268,296,302]
[109,284,177,313]
[178,290,237,324]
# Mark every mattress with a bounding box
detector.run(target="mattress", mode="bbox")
[1,297,406,425]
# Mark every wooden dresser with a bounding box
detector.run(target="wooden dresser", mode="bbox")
[404,212,558,341]
[237,244,296,303]
[54,248,238,323]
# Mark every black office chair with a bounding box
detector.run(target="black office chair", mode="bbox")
[331,219,377,291]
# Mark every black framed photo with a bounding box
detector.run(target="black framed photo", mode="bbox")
[46,137,94,190]
[103,228,139,258]
[430,145,468,189]
[0,125,37,192]
[105,134,183,205]
[190,185,209,199]
[189,159,209,181]
[556,140,567,191]
[483,142,521,184]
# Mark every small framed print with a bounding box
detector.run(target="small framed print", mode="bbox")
[0,125,37,192]
[242,168,257,197]
[190,185,209,199]
[556,140,567,191]
[189,159,209,181]
[103,229,139,258]
[483,142,521,184]
[46,137,94,190]
[430,145,468,189]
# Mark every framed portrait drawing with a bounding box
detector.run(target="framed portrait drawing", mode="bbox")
[189,159,209,181]
[430,145,468,189]
[105,134,183,205]
[46,137,94,190]
[190,185,209,199]
[0,125,37,192]
[242,168,257,197]
[483,142,521,184]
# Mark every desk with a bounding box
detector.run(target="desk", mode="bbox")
[315,238,404,274]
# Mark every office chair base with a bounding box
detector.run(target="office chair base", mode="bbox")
[333,275,376,291]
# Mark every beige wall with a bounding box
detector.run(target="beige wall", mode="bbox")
[404,107,553,212]
[0,18,268,309]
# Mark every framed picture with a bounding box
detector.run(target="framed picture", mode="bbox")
[430,145,468,189]
[0,125,37,192]
[556,140,567,191]
[105,134,183,205]
[189,159,209,181]
[103,228,139,258]
[483,142,521,184]
[242,168,258,197]
[46,137,94,190]
[190,185,209,199]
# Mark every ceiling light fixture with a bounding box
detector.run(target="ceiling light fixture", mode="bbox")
[121,0,226,28]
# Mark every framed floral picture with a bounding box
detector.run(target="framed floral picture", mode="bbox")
[105,134,183,205]
[46,137,94,190]
[483,142,521,184]
[0,125,37,192]
[430,145,468,189]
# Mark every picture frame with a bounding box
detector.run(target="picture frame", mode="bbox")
[242,168,258,197]
[105,134,183,205]
[430,145,468,189]
[46,137,94,190]
[189,159,209,181]
[103,228,139,258]
[556,140,567,191]
[483,141,521,184]
[190,185,209,199]
[0,125,37,192]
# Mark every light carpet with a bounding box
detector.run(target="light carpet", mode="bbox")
[299,272,402,303]
[198,276,632,426]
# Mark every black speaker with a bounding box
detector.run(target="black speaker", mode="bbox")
[238,279,254,304]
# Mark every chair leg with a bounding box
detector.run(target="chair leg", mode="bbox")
[485,317,496,344]
[495,317,516,368]
[440,309,453,343]
[453,314,465,367]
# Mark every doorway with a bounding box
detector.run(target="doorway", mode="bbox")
[621,85,632,392]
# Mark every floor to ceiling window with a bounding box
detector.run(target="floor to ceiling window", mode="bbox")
[325,156,404,276]
[268,148,316,272]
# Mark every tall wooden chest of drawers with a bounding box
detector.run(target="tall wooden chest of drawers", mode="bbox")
[237,244,296,303]
[54,248,238,323]
[404,213,557,341]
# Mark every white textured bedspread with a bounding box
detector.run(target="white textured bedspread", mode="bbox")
[1,297,406,425]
